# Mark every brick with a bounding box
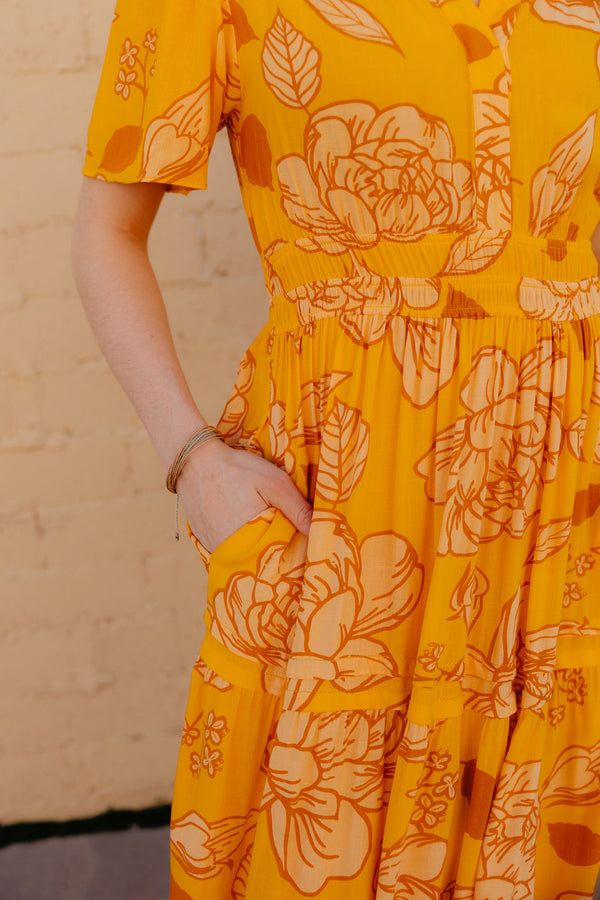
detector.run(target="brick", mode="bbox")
[0,728,180,823]
[0,147,85,231]
[143,549,208,666]
[91,614,194,683]
[0,0,86,75]
[0,71,100,155]
[2,559,147,629]
[0,284,25,314]
[0,292,100,377]
[0,624,111,695]
[124,429,164,493]
[0,510,47,575]
[83,0,119,61]
[146,201,214,286]
[37,363,141,433]
[165,280,268,416]
[0,432,135,514]
[37,492,173,569]
[0,222,81,304]
[0,375,40,439]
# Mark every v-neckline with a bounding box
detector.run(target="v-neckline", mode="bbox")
[446,0,503,50]
[451,0,523,35]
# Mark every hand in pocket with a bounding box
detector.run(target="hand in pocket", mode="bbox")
[176,439,312,555]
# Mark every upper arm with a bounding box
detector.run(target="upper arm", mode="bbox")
[73,177,167,247]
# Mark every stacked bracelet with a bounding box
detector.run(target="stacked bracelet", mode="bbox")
[166,425,223,540]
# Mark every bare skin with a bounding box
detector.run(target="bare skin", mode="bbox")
[71,178,313,553]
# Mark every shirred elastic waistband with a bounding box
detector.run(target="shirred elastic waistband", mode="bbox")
[264,232,600,330]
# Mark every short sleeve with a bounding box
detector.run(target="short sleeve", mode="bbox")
[82,0,239,193]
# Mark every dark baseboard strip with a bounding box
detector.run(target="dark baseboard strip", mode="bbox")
[0,805,171,850]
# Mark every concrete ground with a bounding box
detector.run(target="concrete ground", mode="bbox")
[0,826,170,900]
[0,826,599,900]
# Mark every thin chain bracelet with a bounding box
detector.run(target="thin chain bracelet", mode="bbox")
[166,425,223,541]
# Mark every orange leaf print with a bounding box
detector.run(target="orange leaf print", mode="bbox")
[306,0,402,52]
[293,370,353,445]
[227,0,258,47]
[438,229,510,276]
[525,517,572,564]
[452,24,495,61]
[240,114,273,189]
[99,124,143,173]
[315,398,370,503]
[547,822,600,865]
[261,13,322,109]
[529,113,597,237]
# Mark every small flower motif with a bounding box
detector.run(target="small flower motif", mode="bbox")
[549,705,565,727]
[144,29,158,52]
[189,752,202,777]
[181,720,201,746]
[426,750,452,771]
[432,772,459,799]
[562,581,586,607]
[565,671,588,705]
[202,745,224,778]
[115,68,137,100]
[418,642,445,673]
[413,793,448,829]
[204,710,228,745]
[574,553,593,576]
[119,38,139,68]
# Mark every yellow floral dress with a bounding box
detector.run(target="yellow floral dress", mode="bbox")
[83,0,600,896]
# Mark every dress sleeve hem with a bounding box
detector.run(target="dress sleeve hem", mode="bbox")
[80,162,207,195]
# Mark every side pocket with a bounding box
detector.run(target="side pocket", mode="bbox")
[187,507,275,571]
[201,505,308,685]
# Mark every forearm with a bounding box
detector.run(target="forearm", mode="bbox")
[72,220,205,472]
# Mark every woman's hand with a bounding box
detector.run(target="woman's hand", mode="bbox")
[175,438,313,554]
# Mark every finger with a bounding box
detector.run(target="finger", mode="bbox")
[263,476,313,536]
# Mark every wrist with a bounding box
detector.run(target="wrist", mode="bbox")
[152,410,209,474]
[176,435,228,488]
[166,425,225,493]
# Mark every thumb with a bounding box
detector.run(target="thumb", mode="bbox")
[265,475,313,537]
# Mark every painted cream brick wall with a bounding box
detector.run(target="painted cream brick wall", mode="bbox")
[0,0,267,822]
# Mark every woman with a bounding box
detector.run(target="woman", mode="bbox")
[72,0,600,897]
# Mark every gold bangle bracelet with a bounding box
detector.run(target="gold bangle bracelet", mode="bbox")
[166,425,223,542]
[166,425,223,494]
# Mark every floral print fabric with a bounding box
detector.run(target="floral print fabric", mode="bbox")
[84,0,600,896]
